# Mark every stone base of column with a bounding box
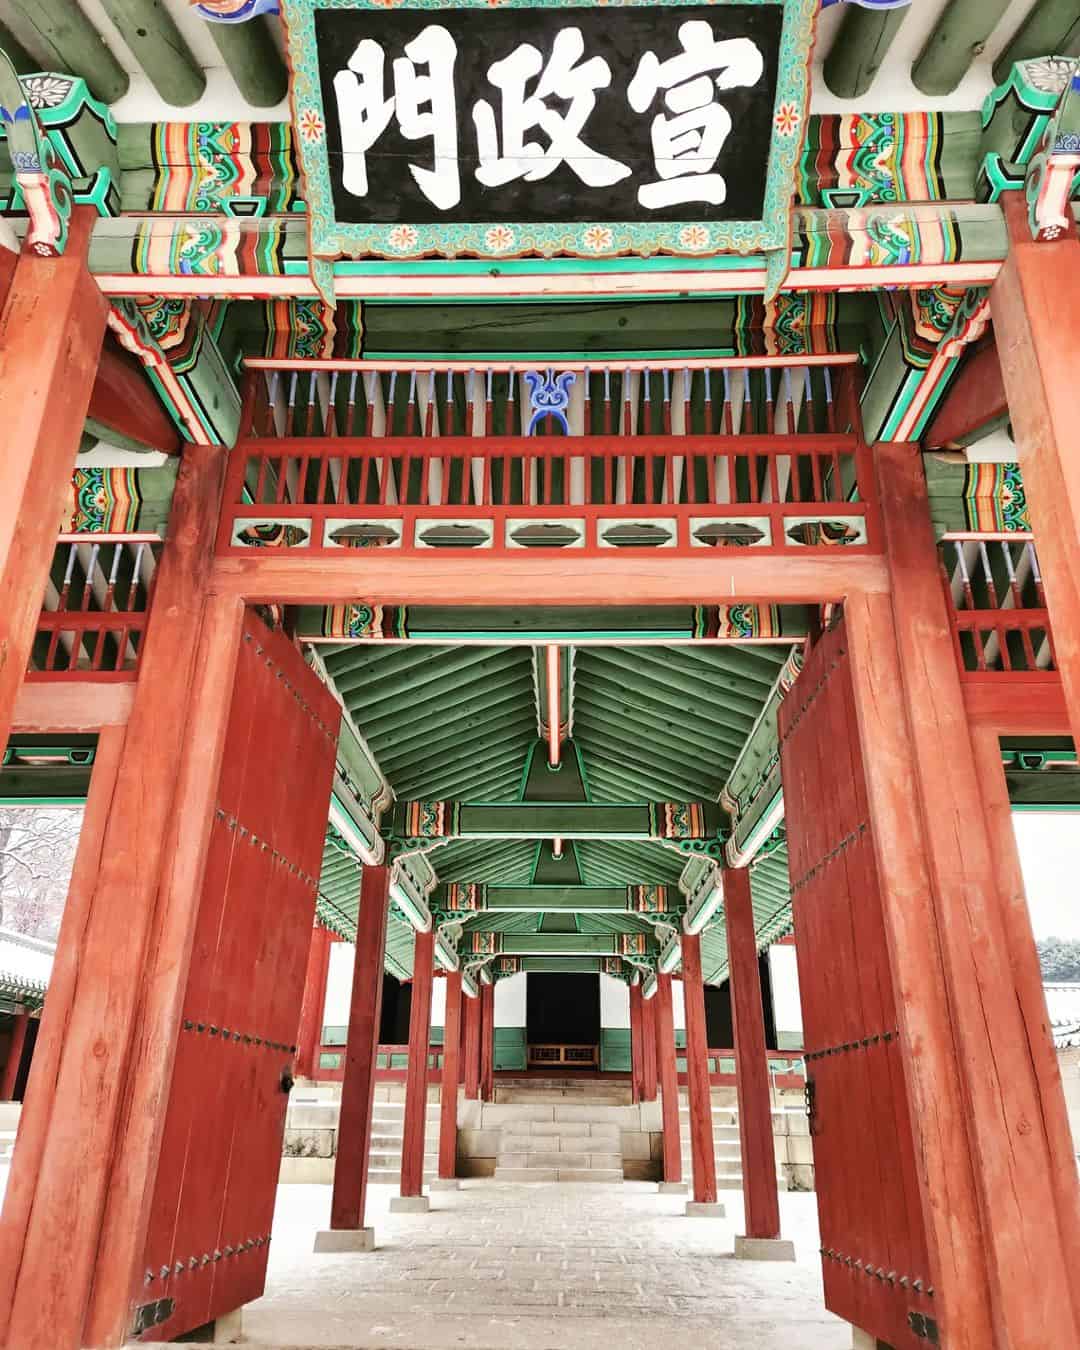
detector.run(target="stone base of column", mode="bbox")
[851,1329,890,1350]
[193,1307,243,1343]
[685,1201,726,1218]
[389,1194,431,1213]
[657,1181,688,1195]
[314,1227,376,1253]
[734,1235,796,1262]
[428,1177,460,1191]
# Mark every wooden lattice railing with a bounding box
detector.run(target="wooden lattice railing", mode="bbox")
[939,535,1055,677]
[219,361,877,559]
[28,539,160,681]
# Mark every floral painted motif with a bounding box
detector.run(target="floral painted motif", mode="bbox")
[678,224,709,249]
[388,223,419,251]
[299,107,325,143]
[484,224,515,251]
[582,225,613,251]
[774,101,801,137]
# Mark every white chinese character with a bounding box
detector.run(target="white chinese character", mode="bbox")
[333,26,460,210]
[627,24,764,210]
[473,26,630,188]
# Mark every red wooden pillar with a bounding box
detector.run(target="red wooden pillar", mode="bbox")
[463,987,481,1099]
[0,442,230,1350]
[640,988,658,1102]
[654,974,683,1189]
[991,195,1080,749]
[437,971,463,1182]
[0,211,108,752]
[458,987,468,1086]
[396,927,434,1205]
[724,868,791,1258]
[319,865,390,1249]
[479,980,495,1102]
[628,981,645,1102]
[0,1011,30,1102]
[295,923,333,1082]
[681,932,719,1211]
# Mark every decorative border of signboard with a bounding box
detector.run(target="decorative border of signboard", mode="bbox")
[279,0,817,289]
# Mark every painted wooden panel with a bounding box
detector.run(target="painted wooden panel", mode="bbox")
[778,619,933,1349]
[133,610,340,1342]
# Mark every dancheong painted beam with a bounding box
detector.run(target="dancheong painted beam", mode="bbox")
[392,800,725,850]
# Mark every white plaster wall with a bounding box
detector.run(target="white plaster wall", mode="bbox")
[494,972,528,1026]
[322,941,354,1029]
[671,978,686,1032]
[768,944,804,1049]
[600,974,630,1029]
[430,975,447,1030]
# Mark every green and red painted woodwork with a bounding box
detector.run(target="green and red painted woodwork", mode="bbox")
[330,865,390,1233]
[295,923,336,1082]
[0,1009,30,1102]
[724,867,782,1242]
[480,981,495,1103]
[680,931,717,1207]
[628,981,645,1105]
[463,985,482,1101]
[400,926,434,1199]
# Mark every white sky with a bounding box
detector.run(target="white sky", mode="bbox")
[1015,813,1080,942]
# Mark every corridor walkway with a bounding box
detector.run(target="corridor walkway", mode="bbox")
[199,1181,849,1350]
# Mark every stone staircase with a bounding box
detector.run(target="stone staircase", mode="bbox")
[280,1083,438,1185]
[481,1078,633,1182]
[679,1099,789,1192]
[367,1098,437,1184]
[0,1102,20,1162]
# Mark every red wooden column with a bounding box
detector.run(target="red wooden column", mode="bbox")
[680,933,720,1214]
[991,194,1080,748]
[0,1011,30,1102]
[317,866,390,1252]
[463,987,481,1099]
[436,971,463,1187]
[628,980,645,1102]
[654,974,684,1192]
[295,923,334,1082]
[724,868,791,1259]
[0,442,230,1350]
[394,927,435,1209]
[0,211,108,752]
[479,980,495,1102]
[836,439,1080,1346]
[640,988,658,1102]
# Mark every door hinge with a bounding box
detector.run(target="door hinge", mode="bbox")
[908,1312,939,1344]
[805,1077,817,1136]
[132,1297,174,1337]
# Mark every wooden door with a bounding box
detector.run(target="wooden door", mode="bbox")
[778,619,935,1349]
[132,611,341,1341]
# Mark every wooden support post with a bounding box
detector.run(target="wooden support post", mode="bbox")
[991,194,1080,750]
[0,442,230,1350]
[464,989,481,1100]
[724,868,785,1248]
[0,211,107,753]
[399,928,434,1200]
[837,439,1080,1346]
[480,981,495,1102]
[629,981,645,1103]
[328,867,390,1236]
[0,1010,30,1102]
[641,987,658,1103]
[295,924,333,1082]
[655,973,683,1187]
[438,971,463,1181]
[969,725,1080,1301]
[458,992,467,1086]
[681,932,719,1209]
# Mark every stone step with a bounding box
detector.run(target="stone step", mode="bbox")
[493,1166,624,1184]
[497,1150,622,1171]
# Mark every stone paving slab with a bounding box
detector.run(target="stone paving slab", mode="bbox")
[214,1180,849,1350]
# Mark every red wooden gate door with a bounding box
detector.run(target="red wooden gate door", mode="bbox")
[778,619,935,1349]
[132,611,341,1342]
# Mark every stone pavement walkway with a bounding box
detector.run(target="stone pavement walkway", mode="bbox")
[201,1181,849,1350]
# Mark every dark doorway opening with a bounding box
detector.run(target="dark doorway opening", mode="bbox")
[707,954,780,1049]
[526,973,601,1048]
[379,974,412,1044]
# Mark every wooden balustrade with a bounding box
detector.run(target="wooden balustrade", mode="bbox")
[939,535,1056,677]
[28,539,159,681]
[526,1043,599,1069]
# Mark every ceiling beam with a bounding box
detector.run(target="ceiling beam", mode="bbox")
[913,1,1012,98]
[464,933,658,958]
[2,0,129,103]
[434,883,682,914]
[97,0,205,106]
[924,339,1009,449]
[392,799,726,845]
[86,339,182,455]
[822,3,908,99]
[993,0,1080,85]
[204,17,288,109]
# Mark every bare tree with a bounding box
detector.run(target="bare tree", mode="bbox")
[0,807,83,941]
